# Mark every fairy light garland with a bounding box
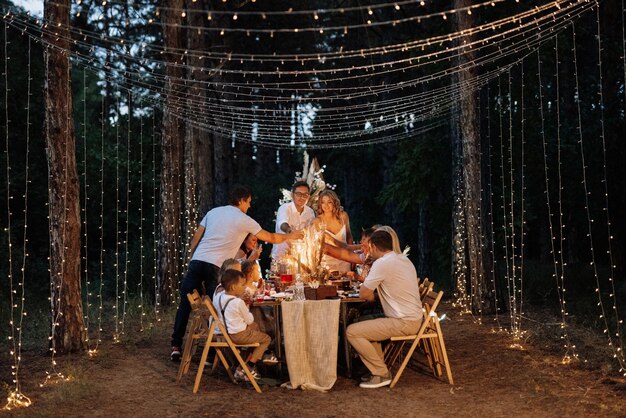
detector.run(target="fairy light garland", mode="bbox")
[592,6,625,372]
[95,93,105,353]
[497,75,514,338]
[3,18,32,411]
[113,95,121,343]
[507,68,522,343]
[553,35,576,363]
[151,109,161,323]
[485,84,502,331]
[537,46,577,362]
[80,67,92,349]
[571,21,625,375]
[137,102,145,331]
[121,91,131,335]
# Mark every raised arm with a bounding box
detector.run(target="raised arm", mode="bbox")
[325,244,362,264]
[256,228,303,244]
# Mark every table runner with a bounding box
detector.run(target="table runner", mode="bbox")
[281,299,341,391]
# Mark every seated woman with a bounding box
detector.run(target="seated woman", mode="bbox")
[313,189,353,272]
[236,233,263,280]
[236,233,262,261]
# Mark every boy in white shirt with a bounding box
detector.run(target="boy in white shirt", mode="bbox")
[214,269,271,381]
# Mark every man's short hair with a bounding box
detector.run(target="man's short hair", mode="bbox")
[228,184,252,206]
[369,230,393,252]
[292,180,310,192]
[221,269,245,292]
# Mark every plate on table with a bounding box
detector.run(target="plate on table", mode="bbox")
[272,292,286,298]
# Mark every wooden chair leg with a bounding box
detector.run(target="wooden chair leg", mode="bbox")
[230,346,262,393]
[434,318,454,385]
[215,349,236,383]
[390,340,421,389]
[177,318,200,382]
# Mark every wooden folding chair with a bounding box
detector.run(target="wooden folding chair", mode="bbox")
[192,298,262,393]
[418,278,434,300]
[384,289,453,387]
[418,289,453,385]
[176,290,210,382]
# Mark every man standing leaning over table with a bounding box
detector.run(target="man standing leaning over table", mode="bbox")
[346,229,423,388]
[170,184,303,361]
[271,180,316,259]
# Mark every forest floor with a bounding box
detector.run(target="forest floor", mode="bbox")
[1,302,625,418]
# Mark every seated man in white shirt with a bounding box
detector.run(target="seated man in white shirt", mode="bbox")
[271,181,316,259]
[346,229,423,389]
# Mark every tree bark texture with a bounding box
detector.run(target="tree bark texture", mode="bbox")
[454,0,489,314]
[186,0,213,218]
[158,0,185,305]
[43,0,87,353]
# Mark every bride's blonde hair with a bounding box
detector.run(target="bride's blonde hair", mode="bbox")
[317,189,342,220]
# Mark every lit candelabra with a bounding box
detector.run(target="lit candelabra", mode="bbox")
[289,224,327,282]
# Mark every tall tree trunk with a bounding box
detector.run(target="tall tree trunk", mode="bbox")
[43,0,87,353]
[454,0,490,314]
[158,0,185,305]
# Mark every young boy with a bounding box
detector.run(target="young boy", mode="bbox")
[214,269,271,380]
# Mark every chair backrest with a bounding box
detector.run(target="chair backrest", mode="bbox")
[187,289,203,309]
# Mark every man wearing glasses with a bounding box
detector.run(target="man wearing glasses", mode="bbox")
[272,180,316,258]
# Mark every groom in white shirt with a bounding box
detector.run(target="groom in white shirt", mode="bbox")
[271,180,316,259]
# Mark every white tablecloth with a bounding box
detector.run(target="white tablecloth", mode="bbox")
[281,299,341,391]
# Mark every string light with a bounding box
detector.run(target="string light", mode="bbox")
[537,45,577,362]
[152,109,161,322]
[554,35,576,363]
[571,21,625,374]
[591,7,625,371]
[81,67,92,349]
[3,18,32,411]
[485,84,502,331]
[114,95,121,343]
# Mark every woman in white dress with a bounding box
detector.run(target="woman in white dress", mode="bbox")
[313,189,353,272]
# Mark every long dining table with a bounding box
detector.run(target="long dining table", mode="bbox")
[253,298,365,390]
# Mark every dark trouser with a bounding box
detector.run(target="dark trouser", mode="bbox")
[171,260,220,347]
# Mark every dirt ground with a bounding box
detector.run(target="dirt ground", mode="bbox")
[2,303,625,418]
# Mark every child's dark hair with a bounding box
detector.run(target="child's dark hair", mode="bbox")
[221,269,245,292]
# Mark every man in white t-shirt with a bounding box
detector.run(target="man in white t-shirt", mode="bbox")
[171,184,302,361]
[346,229,423,389]
[271,180,316,258]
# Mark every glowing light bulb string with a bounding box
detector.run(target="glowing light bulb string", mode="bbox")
[592,5,625,371]
[571,21,625,374]
[81,66,92,349]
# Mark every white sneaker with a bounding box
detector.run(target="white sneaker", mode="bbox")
[359,372,392,389]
